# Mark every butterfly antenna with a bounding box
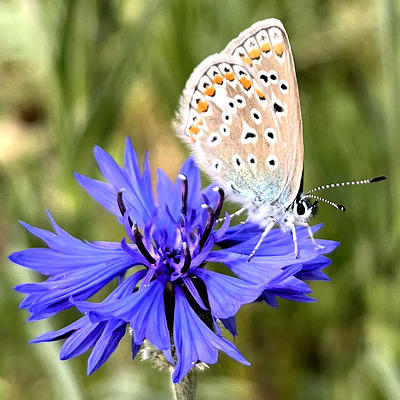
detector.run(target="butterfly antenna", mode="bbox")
[305,176,387,196]
[302,194,346,211]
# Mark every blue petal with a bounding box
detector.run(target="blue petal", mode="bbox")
[156,169,174,207]
[60,321,108,360]
[30,317,89,343]
[87,322,127,374]
[131,340,141,360]
[156,169,181,225]
[15,252,139,320]
[220,316,237,336]
[76,277,170,352]
[10,216,145,320]
[94,145,132,194]
[172,286,249,383]
[75,173,121,218]
[141,152,156,212]
[261,290,316,304]
[295,256,332,281]
[208,238,338,284]
[123,137,141,186]
[93,145,153,225]
[194,269,264,318]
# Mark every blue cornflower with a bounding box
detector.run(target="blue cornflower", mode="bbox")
[9,138,338,383]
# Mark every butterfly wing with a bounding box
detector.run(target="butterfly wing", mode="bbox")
[224,18,304,206]
[175,54,288,206]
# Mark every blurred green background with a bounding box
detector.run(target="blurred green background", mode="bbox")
[1,0,399,399]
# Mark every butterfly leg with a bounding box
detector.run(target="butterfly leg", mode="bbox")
[296,222,325,251]
[291,224,299,258]
[217,203,252,223]
[248,217,276,262]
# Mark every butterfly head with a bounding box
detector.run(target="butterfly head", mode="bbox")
[292,197,318,223]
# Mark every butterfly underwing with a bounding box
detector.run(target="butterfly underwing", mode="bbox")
[174,18,386,260]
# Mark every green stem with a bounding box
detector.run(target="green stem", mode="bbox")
[171,368,197,400]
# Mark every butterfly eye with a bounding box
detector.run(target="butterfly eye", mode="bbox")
[251,108,262,124]
[296,202,306,216]
[279,80,289,94]
[294,200,313,219]
[269,70,278,84]
[235,95,246,108]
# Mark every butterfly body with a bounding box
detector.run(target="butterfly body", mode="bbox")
[247,197,316,230]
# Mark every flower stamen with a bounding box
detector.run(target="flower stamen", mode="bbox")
[199,205,215,251]
[213,187,225,220]
[117,191,133,228]
[132,222,156,264]
[181,242,192,274]
[179,174,188,216]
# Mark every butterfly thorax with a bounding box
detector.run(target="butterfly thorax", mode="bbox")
[248,197,318,232]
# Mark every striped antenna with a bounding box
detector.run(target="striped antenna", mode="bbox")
[304,176,387,196]
[302,194,346,211]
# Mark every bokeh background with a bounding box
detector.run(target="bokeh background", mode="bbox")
[1,0,399,399]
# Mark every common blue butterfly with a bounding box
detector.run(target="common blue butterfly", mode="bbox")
[175,18,386,260]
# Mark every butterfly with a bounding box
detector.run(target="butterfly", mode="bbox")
[174,18,386,261]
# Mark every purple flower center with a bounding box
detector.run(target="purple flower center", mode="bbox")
[117,175,225,282]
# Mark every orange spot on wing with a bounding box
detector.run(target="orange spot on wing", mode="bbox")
[188,125,200,135]
[256,88,266,100]
[274,42,284,57]
[248,48,261,60]
[241,56,252,65]
[260,42,271,53]
[239,76,252,90]
[224,71,235,81]
[202,85,215,97]
[197,119,204,126]
[196,100,209,113]
[212,75,223,85]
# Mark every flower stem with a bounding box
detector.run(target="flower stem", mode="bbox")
[171,368,197,400]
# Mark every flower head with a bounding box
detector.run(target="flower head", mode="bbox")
[10,138,338,382]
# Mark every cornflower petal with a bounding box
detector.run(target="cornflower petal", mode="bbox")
[86,321,127,374]
[76,277,170,352]
[172,286,250,383]
[74,173,121,219]
[194,269,265,319]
